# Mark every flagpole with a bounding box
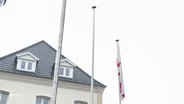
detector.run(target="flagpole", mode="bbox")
[51,0,67,104]
[91,6,96,104]
[0,0,6,7]
[116,39,122,104]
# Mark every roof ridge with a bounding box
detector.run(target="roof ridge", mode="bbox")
[0,40,66,60]
[41,41,66,59]
[0,40,45,60]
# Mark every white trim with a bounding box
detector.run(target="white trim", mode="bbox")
[16,59,37,72]
[60,58,76,67]
[59,66,73,78]
[59,58,75,78]
[16,52,39,61]
[16,52,38,72]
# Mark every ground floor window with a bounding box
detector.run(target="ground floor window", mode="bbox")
[0,90,9,104]
[74,100,88,104]
[36,96,50,104]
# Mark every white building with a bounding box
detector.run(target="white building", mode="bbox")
[0,40,106,104]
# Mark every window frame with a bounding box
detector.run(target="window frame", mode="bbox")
[74,100,88,104]
[35,96,51,104]
[59,66,73,78]
[16,58,37,72]
[16,52,39,73]
[0,90,9,104]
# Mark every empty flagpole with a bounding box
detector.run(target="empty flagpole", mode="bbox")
[51,0,67,104]
[0,0,6,7]
[91,6,96,104]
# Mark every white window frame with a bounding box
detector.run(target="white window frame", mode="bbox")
[16,52,39,72]
[0,90,9,104]
[16,59,37,72]
[59,66,73,78]
[35,96,50,104]
[58,58,75,78]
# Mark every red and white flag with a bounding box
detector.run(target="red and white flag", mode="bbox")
[116,40,125,100]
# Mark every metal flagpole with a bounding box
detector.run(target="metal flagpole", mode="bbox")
[0,0,6,7]
[50,0,67,104]
[91,6,96,104]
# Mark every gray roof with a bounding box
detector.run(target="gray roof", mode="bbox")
[0,40,106,87]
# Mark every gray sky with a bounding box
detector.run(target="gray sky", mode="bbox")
[1,0,184,104]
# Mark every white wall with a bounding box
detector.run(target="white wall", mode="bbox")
[0,72,104,104]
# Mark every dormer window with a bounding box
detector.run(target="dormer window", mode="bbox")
[19,60,34,71]
[59,66,73,78]
[59,59,76,78]
[16,52,39,72]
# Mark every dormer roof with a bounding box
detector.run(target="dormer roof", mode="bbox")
[16,52,39,61]
[60,59,76,67]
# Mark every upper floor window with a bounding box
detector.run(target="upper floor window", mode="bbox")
[59,66,73,78]
[74,100,88,104]
[58,59,76,78]
[16,52,39,72]
[36,96,50,104]
[18,59,34,71]
[0,90,9,104]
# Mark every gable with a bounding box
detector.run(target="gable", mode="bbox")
[60,59,76,67]
[16,52,39,61]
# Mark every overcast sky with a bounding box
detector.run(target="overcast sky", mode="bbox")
[1,0,184,104]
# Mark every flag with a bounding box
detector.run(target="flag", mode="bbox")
[0,0,6,7]
[116,39,125,100]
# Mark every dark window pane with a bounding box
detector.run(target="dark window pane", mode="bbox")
[0,92,8,104]
[43,99,49,104]
[59,67,64,75]
[0,95,8,104]
[36,97,42,104]
[21,61,26,69]
[74,101,88,104]
[65,68,70,76]
[27,62,32,70]
[36,96,50,104]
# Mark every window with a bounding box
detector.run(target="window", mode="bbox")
[27,62,33,70]
[36,96,50,104]
[59,66,73,78]
[20,60,33,70]
[16,52,39,72]
[59,67,64,75]
[65,68,70,76]
[17,59,35,72]
[74,100,88,104]
[58,59,75,78]
[21,61,26,69]
[0,91,9,104]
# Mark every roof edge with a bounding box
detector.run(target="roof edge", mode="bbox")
[0,40,45,60]
[0,40,66,60]
[75,66,106,88]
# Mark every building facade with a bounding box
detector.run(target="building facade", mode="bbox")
[0,40,106,104]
